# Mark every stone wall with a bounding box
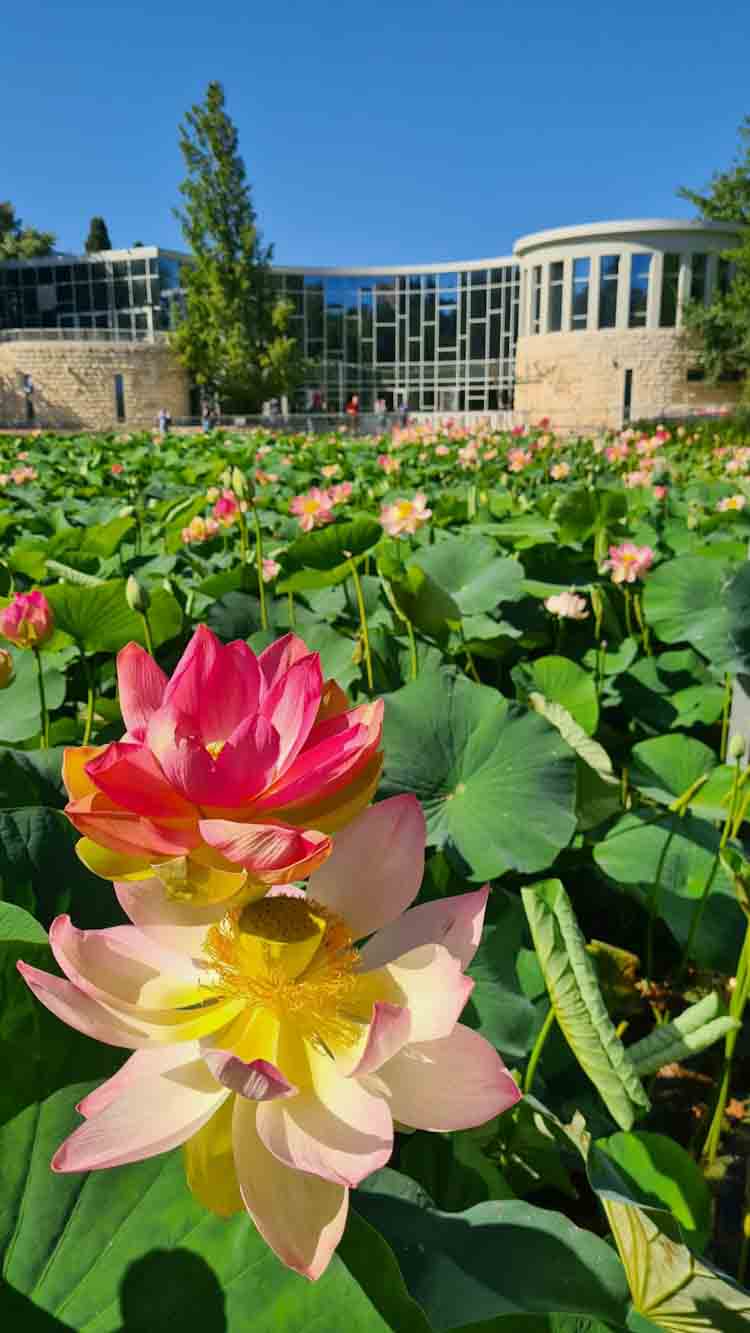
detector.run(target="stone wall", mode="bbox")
[0,338,189,430]
[513,327,742,431]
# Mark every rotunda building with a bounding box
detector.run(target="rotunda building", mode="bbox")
[512,219,742,430]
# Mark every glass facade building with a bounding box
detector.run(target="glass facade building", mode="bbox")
[0,221,740,416]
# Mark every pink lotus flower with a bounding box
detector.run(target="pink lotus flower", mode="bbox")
[652,485,668,501]
[380,493,432,537]
[289,488,336,533]
[0,590,54,649]
[545,591,589,620]
[0,648,14,688]
[213,490,240,528]
[320,464,340,479]
[17,449,29,460]
[435,444,450,457]
[329,481,353,505]
[377,454,401,476]
[511,425,526,437]
[602,543,654,584]
[19,797,519,1279]
[110,462,125,476]
[262,557,281,582]
[483,448,498,462]
[605,442,629,464]
[717,494,747,512]
[181,516,221,545]
[10,465,37,484]
[549,462,570,480]
[623,469,651,489]
[63,627,383,902]
[507,448,532,473]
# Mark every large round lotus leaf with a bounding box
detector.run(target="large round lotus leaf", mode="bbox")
[412,534,524,615]
[724,560,750,672]
[629,735,717,806]
[642,556,736,675]
[591,1131,712,1255]
[380,672,577,880]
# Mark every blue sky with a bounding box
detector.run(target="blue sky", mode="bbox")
[6,0,749,265]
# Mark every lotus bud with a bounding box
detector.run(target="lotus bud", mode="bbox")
[729,733,746,761]
[126,574,150,614]
[0,591,54,649]
[0,648,14,688]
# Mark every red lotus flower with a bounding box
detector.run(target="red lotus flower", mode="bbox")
[64,627,383,908]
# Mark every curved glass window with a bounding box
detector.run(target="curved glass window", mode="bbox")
[659,254,680,327]
[598,255,619,329]
[628,254,651,327]
[571,258,590,330]
[547,261,563,332]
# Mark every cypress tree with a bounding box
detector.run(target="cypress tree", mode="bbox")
[85,216,113,253]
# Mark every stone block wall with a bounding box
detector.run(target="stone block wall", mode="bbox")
[0,338,190,430]
[513,327,742,431]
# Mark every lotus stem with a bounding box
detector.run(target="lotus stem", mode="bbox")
[81,651,95,746]
[703,924,750,1167]
[287,590,296,628]
[33,647,49,749]
[646,826,676,981]
[251,507,268,631]
[680,760,742,978]
[349,558,373,692]
[139,609,155,657]
[720,673,732,762]
[523,1004,557,1094]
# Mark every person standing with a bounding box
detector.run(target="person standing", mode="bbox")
[157,407,171,438]
[398,396,409,428]
[345,394,360,434]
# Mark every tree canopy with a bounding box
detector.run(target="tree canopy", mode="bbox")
[0,202,55,260]
[170,80,305,411]
[678,118,750,393]
[84,216,113,253]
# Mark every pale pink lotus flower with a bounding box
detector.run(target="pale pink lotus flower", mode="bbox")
[435,444,450,457]
[181,516,221,545]
[10,465,37,484]
[110,462,125,476]
[262,557,281,582]
[483,448,498,462]
[63,626,383,899]
[0,590,55,649]
[17,449,29,460]
[256,444,272,458]
[624,469,651,489]
[377,454,401,476]
[545,590,589,620]
[549,462,570,480]
[213,490,240,527]
[458,444,479,470]
[329,481,353,505]
[605,442,629,463]
[380,493,432,537]
[507,448,532,473]
[602,543,654,584]
[255,470,279,486]
[717,495,747,512]
[320,464,341,479]
[289,488,336,532]
[206,486,220,502]
[0,648,14,688]
[281,455,294,466]
[19,797,520,1280]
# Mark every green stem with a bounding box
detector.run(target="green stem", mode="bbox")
[251,508,268,631]
[703,925,750,1166]
[140,609,155,657]
[238,510,249,565]
[524,1004,557,1094]
[646,827,675,980]
[680,760,741,977]
[349,559,373,691]
[81,652,95,746]
[465,650,481,684]
[405,617,418,681]
[287,589,296,628]
[623,587,634,638]
[633,590,651,656]
[33,647,49,749]
[720,673,732,762]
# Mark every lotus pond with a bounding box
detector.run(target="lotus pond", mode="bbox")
[1,417,749,1331]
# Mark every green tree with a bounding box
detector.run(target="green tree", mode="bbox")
[84,216,112,252]
[0,202,55,259]
[678,118,750,394]
[171,80,304,411]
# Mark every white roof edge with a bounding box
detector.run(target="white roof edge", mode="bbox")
[272,257,517,276]
[513,218,742,254]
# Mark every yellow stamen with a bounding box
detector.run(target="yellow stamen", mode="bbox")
[203,897,369,1055]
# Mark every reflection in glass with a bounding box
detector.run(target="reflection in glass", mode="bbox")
[532,265,542,334]
[628,254,651,327]
[571,258,590,330]
[548,261,563,332]
[659,254,680,327]
[598,254,619,329]
[690,253,707,303]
